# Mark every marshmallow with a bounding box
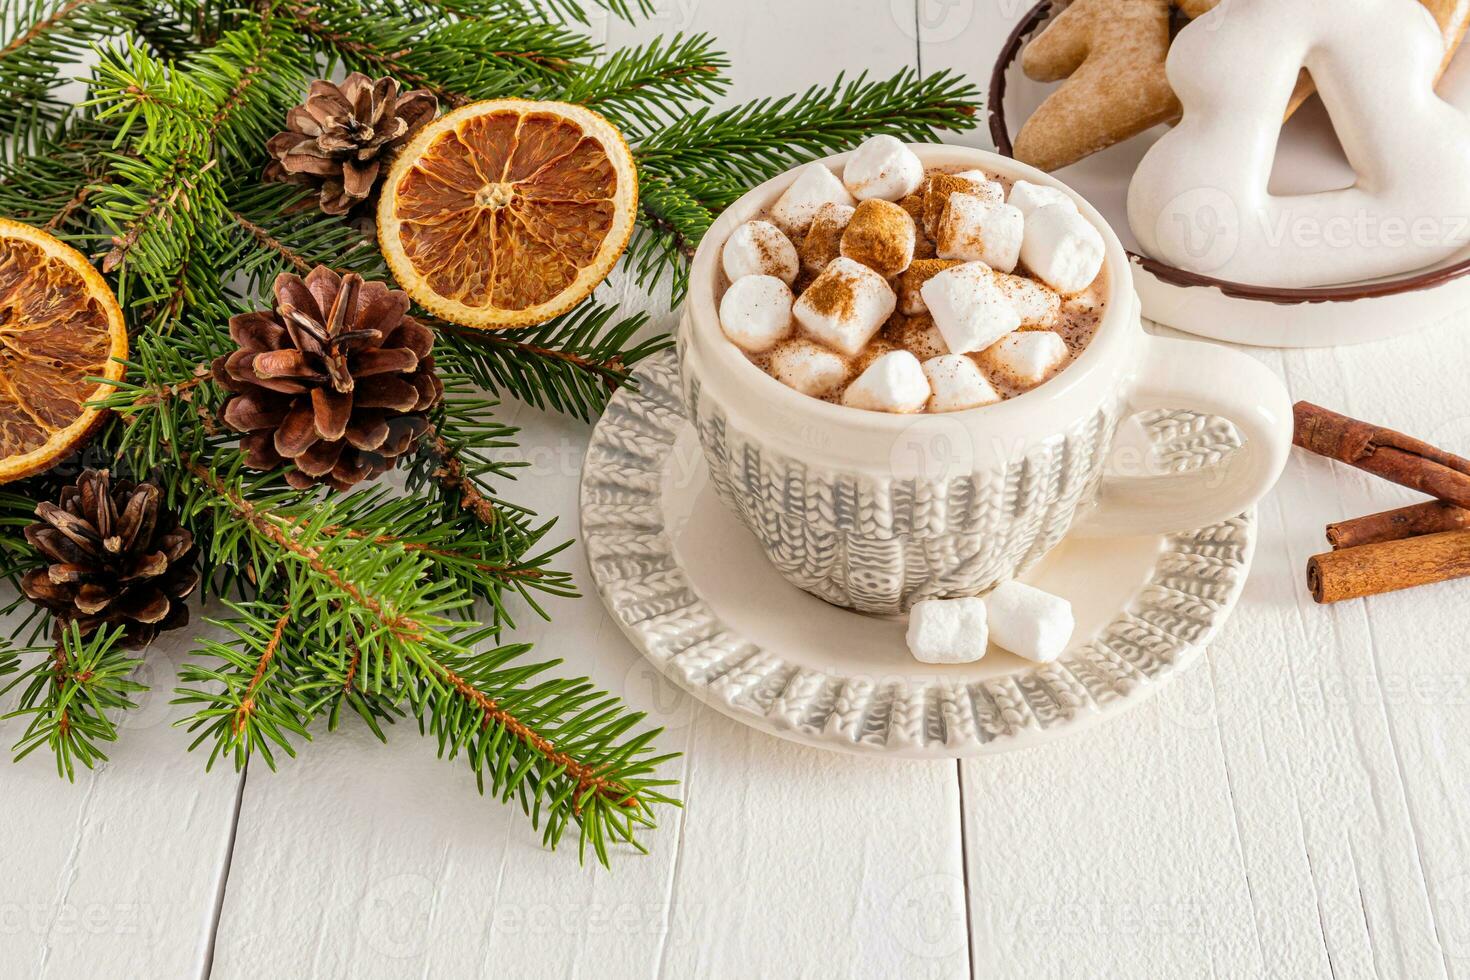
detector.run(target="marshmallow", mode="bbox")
[898,193,925,224]
[722,220,799,285]
[951,170,1006,204]
[896,258,962,315]
[986,580,1074,663]
[906,597,989,664]
[798,202,855,274]
[919,262,1021,354]
[851,335,900,377]
[922,172,999,237]
[922,354,1001,413]
[1064,290,1104,319]
[840,199,916,278]
[937,195,1024,273]
[793,256,896,357]
[1007,179,1077,219]
[979,330,1068,389]
[840,349,930,414]
[993,272,1060,329]
[718,275,795,354]
[885,312,948,359]
[768,339,849,398]
[1021,204,1105,294]
[842,135,925,202]
[770,162,856,237]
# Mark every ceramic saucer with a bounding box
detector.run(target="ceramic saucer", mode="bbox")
[581,351,1256,757]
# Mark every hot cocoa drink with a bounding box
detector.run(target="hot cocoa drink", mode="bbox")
[716,136,1108,413]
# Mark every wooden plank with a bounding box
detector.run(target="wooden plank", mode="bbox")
[0,634,244,978]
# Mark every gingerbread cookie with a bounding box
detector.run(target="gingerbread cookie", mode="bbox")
[1014,0,1182,173]
[1016,0,1468,172]
[1287,0,1470,117]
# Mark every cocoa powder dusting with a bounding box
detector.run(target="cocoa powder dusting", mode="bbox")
[801,267,860,321]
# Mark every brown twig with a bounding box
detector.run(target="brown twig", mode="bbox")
[0,0,91,59]
[230,210,312,273]
[282,2,467,107]
[102,158,218,273]
[130,372,209,409]
[425,434,500,528]
[232,607,291,734]
[50,642,72,737]
[45,176,110,231]
[434,319,632,397]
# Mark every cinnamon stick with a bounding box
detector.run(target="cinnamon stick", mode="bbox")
[1307,528,1470,603]
[1326,500,1470,550]
[1293,402,1470,509]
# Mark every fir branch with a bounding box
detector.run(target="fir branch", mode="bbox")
[433,303,668,421]
[170,458,673,860]
[0,0,141,134]
[224,180,387,287]
[174,599,311,770]
[229,208,309,274]
[3,625,144,780]
[556,33,728,132]
[281,1,598,106]
[635,68,982,185]
[628,173,713,302]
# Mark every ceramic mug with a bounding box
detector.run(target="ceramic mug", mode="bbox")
[678,145,1293,615]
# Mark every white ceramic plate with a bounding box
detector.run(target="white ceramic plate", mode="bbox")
[581,352,1257,757]
[990,1,1470,349]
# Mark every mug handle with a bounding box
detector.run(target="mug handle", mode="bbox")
[1069,335,1293,538]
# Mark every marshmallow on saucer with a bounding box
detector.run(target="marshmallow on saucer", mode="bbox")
[906,597,989,664]
[923,354,1001,413]
[798,202,856,275]
[841,349,930,413]
[768,339,849,398]
[771,162,856,237]
[1007,179,1077,219]
[722,220,799,285]
[986,580,1074,663]
[1021,204,1105,295]
[840,199,916,278]
[919,261,1021,354]
[993,272,1060,329]
[793,256,896,357]
[718,275,794,354]
[937,195,1024,273]
[842,135,925,202]
[979,330,1068,389]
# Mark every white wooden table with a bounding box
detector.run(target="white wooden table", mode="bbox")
[6,2,1470,977]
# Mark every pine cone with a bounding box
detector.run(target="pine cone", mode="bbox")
[265,73,437,216]
[21,470,199,649]
[213,266,444,492]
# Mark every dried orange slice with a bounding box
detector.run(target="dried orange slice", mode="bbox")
[0,218,127,483]
[377,99,638,328]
